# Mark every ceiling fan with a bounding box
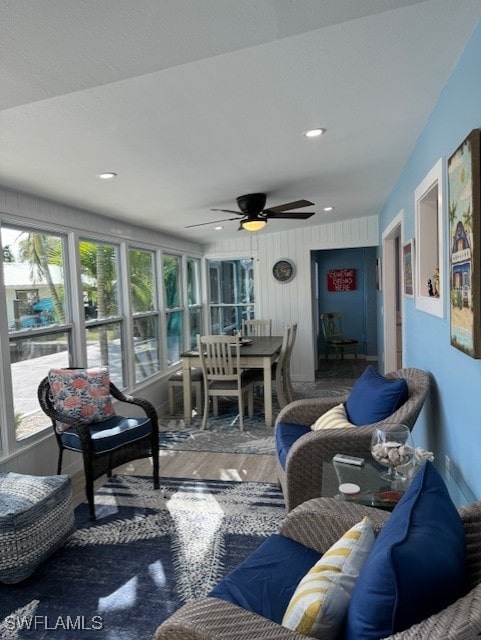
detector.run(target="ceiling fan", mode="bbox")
[185,193,316,231]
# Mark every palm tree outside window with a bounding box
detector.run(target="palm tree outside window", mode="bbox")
[1,225,70,440]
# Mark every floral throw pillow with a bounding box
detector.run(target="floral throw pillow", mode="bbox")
[48,367,116,432]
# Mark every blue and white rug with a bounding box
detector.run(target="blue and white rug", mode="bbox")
[160,380,352,455]
[0,475,285,640]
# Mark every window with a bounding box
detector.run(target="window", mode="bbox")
[129,248,161,383]
[0,214,205,461]
[415,158,444,317]
[2,225,71,440]
[208,258,254,334]
[80,239,125,387]
[187,257,202,348]
[163,254,184,364]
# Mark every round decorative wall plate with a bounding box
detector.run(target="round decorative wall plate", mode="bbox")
[272,258,296,283]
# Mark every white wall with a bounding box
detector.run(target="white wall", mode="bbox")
[204,216,378,381]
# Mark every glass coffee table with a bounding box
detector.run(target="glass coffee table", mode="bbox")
[321,454,413,511]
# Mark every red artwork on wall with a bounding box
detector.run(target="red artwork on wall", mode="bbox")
[327,268,356,292]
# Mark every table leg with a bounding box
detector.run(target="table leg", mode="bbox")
[263,358,273,427]
[182,359,192,425]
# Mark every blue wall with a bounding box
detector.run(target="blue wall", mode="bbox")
[378,19,481,499]
[315,247,378,360]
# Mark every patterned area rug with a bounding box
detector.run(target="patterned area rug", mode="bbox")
[160,380,353,455]
[0,475,286,640]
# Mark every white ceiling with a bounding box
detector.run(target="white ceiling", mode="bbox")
[1,0,480,243]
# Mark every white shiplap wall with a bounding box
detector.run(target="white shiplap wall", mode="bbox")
[204,216,378,382]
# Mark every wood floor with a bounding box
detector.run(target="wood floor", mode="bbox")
[71,451,279,508]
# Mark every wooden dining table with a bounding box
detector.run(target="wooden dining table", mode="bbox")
[179,335,284,427]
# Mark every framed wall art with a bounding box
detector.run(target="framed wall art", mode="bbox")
[272,258,296,283]
[326,268,356,292]
[448,128,481,358]
[403,240,414,297]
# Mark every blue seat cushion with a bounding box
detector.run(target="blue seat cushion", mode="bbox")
[60,415,152,454]
[345,365,408,425]
[209,533,321,623]
[344,461,466,640]
[275,422,311,470]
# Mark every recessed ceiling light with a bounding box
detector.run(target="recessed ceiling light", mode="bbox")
[304,128,326,138]
[97,172,117,180]
[323,206,334,212]
[214,226,223,230]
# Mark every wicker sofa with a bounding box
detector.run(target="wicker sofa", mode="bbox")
[275,367,431,512]
[153,496,481,640]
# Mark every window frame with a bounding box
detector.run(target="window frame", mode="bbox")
[206,257,255,334]
[0,213,205,461]
[0,222,74,447]
[128,246,162,384]
[80,237,126,387]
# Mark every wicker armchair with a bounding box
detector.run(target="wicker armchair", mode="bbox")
[38,374,159,521]
[153,497,481,640]
[276,368,431,512]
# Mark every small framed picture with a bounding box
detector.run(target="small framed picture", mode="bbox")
[403,239,415,297]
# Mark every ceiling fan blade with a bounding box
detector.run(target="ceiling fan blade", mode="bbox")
[210,208,243,215]
[265,211,316,220]
[185,217,239,229]
[264,199,314,214]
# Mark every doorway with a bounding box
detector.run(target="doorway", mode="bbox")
[382,213,403,372]
[313,247,378,370]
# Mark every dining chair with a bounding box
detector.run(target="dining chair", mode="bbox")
[241,319,272,337]
[320,312,358,360]
[37,367,159,521]
[246,323,297,409]
[167,368,203,415]
[283,321,298,403]
[197,335,254,431]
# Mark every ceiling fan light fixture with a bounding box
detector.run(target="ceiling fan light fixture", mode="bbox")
[242,219,266,232]
[304,128,326,138]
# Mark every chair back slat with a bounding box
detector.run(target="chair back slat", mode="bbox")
[242,319,272,337]
[198,335,241,382]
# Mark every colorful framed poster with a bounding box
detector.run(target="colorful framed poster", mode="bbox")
[448,128,481,358]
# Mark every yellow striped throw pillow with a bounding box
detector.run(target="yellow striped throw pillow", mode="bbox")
[282,517,374,640]
[311,403,352,430]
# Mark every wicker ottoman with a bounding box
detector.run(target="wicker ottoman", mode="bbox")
[0,472,74,583]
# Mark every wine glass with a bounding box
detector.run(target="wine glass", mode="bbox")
[371,424,415,482]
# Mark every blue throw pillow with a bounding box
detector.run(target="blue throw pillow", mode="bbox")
[345,365,408,425]
[344,461,466,640]
[209,533,321,623]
